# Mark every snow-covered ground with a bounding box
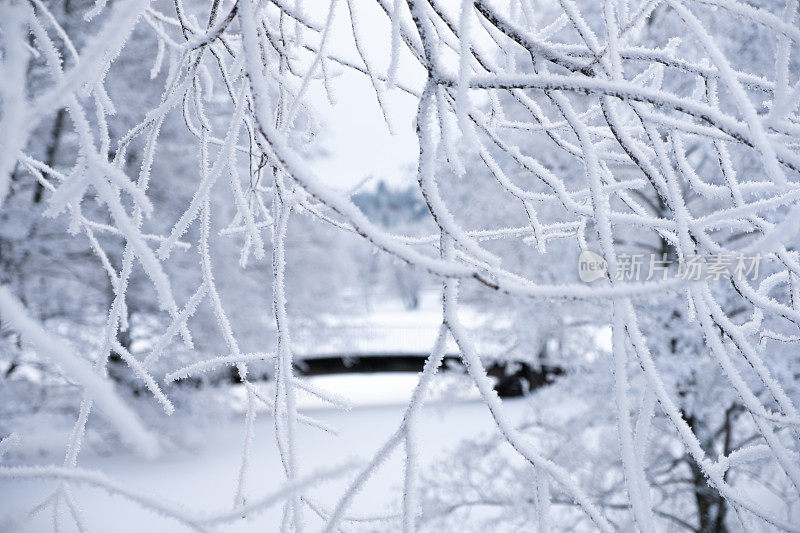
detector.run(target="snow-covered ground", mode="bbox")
[1,374,524,532]
[293,289,509,359]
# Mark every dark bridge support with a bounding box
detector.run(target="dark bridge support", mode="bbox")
[292,354,563,398]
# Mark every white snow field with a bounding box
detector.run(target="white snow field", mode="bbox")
[0,376,518,533]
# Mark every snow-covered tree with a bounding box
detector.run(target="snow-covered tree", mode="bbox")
[1,0,800,530]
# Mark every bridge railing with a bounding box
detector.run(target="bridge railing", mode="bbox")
[291,324,511,361]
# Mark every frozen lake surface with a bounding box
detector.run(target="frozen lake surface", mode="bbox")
[1,373,526,532]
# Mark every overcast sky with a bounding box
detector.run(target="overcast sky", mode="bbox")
[305,0,424,191]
